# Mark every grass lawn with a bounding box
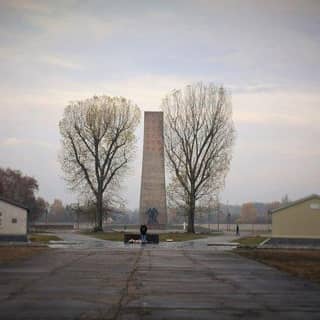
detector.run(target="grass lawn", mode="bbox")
[82,231,215,242]
[236,249,320,284]
[0,247,47,265]
[232,236,267,247]
[29,233,61,243]
[159,232,210,242]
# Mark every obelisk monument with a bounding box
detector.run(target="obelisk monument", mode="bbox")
[139,111,167,227]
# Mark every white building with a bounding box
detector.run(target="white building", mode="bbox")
[0,197,29,241]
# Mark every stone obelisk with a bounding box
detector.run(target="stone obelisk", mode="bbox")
[139,111,167,227]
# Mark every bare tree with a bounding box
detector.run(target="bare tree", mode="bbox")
[59,95,140,231]
[0,167,47,221]
[162,83,235,233]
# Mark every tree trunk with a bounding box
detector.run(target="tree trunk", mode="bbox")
[187,196,196,233]
[96,191,103,232]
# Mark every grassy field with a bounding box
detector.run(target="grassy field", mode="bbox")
[29,233,61,243]
[232,236,267,247]
[82,231,124,241]
[159,232,210,242]
[236,249,320,284]
[82,231,215,242]
[0,247,47,265]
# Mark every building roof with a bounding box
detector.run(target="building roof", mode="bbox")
[271,194,320,214]
[0,196,30,212]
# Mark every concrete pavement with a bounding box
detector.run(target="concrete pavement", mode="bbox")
[1,245,320,319]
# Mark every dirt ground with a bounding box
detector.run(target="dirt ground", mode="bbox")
[0,247,47,265]
[236,249,320,284]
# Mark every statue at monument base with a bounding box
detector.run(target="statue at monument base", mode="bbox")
[146,207,159,225]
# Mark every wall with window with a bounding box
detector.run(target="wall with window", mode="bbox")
[0,200,27,235]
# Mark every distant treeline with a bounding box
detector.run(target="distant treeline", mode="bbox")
[1,166,289,225]
[169,200,285,225]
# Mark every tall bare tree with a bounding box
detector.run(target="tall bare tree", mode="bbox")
[162,83,235,233]
[59,95,140,231]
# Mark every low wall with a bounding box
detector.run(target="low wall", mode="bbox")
[124,233,159,244]
[264,237,320,248]
[0,234,28,242]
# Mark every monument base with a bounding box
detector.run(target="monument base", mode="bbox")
[124,233,159,244]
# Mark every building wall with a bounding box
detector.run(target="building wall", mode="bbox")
[0,200,28,235]
[272,198,320,238]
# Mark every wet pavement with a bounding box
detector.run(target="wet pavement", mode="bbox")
[0,233,320,319]
[48,231,241,251]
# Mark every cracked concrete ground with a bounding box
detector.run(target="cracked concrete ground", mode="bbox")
[0,246,320,319]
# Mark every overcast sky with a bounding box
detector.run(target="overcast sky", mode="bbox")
[0,0,319,208]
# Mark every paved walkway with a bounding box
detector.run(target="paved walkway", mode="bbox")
[0,246,320,319]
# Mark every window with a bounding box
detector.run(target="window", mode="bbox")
[310,203,320,209]
[12,218,17,224]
